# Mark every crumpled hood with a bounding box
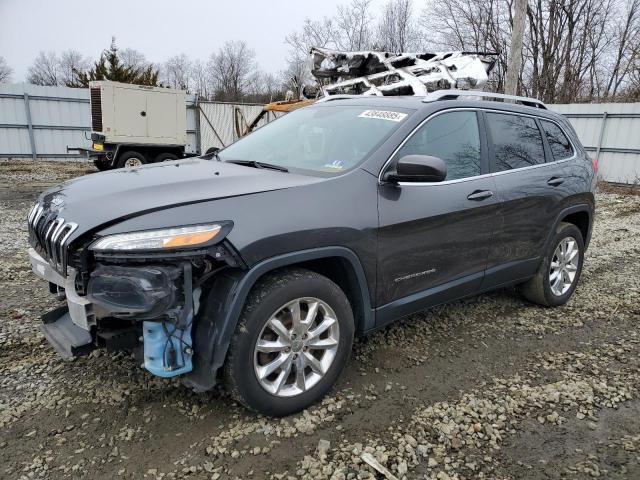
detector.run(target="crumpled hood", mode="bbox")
[37,158,322,241]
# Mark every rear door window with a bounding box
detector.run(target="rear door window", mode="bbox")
[486,112,545,172]
[541,120,574,160]
[394,111,481,180]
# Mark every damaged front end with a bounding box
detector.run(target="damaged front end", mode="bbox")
[88,262,196,377]
[27,203,242,384]
[306,47,497,98]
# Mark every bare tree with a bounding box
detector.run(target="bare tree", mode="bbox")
[602,0,640,99]
[162,53,192,91]
[285,16,337,68]
[58,50,90,86]
[420,0,509,92]
[420,0,639,103]
[207,40,258,101]
[376,0,420,51]
[26,51,60,86]
[0,56,12,83]
[190,59,212,99]
[119,48,150,70]
[335,0,375,50]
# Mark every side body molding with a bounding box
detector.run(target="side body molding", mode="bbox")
[184,246,374,392]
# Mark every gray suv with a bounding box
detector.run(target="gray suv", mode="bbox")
[27,91,596,416]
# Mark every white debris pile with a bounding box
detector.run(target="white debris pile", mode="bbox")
[306,47,496,98]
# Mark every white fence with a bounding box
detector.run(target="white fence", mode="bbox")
[548,103,640,184]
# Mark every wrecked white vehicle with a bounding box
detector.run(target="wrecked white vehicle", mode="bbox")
[306,47,497,97]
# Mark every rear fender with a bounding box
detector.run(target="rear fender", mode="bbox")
[544,204,594,252]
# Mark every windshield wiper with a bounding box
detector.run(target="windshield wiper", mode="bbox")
[226,159,289,172]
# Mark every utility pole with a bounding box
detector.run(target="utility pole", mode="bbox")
[505,0,527,95]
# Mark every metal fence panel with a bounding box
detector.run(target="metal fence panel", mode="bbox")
[198,102,281,152]
[186,94,199,155]
[549,103,640,184]
[0,83,91,160]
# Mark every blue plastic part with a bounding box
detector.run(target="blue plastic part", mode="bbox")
[143,318,193,378]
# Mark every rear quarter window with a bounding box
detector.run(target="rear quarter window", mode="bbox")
[486,112,545,172]
[541,120,574,160]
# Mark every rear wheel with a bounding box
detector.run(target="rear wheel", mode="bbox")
[116,151,147,168]
[520,222,584,307]
[224,268,354,416]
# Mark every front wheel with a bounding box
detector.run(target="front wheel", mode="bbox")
[520,222,584,307]
[224,268,354,416]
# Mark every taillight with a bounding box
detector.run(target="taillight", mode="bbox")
[592,158,598,173]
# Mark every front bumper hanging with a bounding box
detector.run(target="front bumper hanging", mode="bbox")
[30,247,196,378]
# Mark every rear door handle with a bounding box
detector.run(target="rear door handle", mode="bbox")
[547,176,564,186]
[467,190,493,201]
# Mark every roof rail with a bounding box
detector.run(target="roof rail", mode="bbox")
[422,89,546,109]
[315,94,365,103]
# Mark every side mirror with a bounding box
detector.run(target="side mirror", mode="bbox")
[383,155,447,183]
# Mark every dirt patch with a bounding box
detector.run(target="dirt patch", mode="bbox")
[1,162,639,479]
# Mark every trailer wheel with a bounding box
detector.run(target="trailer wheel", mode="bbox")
[155,152,179,163]
[117,151,147,168]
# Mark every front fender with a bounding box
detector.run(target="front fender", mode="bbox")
[183,246,373,392]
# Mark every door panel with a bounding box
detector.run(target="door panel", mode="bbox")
[377,177,500,308]
[489,164,568,267]
[484,112,569,278]
[376,109,498,313]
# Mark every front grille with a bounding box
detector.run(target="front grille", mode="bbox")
[90,87,102,132]
[27,203,78,276]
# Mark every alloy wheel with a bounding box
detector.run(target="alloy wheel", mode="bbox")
[124,158,143,167]
[253,297,340,397]
[549,236,579,296]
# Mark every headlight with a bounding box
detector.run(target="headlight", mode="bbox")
[90,224,223,251]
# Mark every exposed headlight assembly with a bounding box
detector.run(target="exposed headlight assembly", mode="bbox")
[90,224,224,252]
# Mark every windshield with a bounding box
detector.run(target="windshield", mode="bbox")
[217,105,412,174]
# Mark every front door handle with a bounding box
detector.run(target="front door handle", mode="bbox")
[467,190,493,201]
[547,176,564,186]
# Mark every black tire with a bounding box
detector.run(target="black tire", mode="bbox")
[520,222,585,307]
[224,268,354,416]
[155,152,179,163]
[116,151,147,169]
[93,159,112,171]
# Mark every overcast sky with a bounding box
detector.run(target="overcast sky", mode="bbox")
[0,0,385,81]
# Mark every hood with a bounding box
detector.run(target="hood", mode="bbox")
[37,158,323,240]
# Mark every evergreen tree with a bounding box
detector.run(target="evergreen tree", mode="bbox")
[70,37,159,87]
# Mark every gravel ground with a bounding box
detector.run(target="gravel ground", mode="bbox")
[0,159,639,480]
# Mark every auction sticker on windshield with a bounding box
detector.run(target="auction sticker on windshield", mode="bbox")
[358,110,408,122]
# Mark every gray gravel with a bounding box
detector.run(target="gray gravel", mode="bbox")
[0,159,639,479]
